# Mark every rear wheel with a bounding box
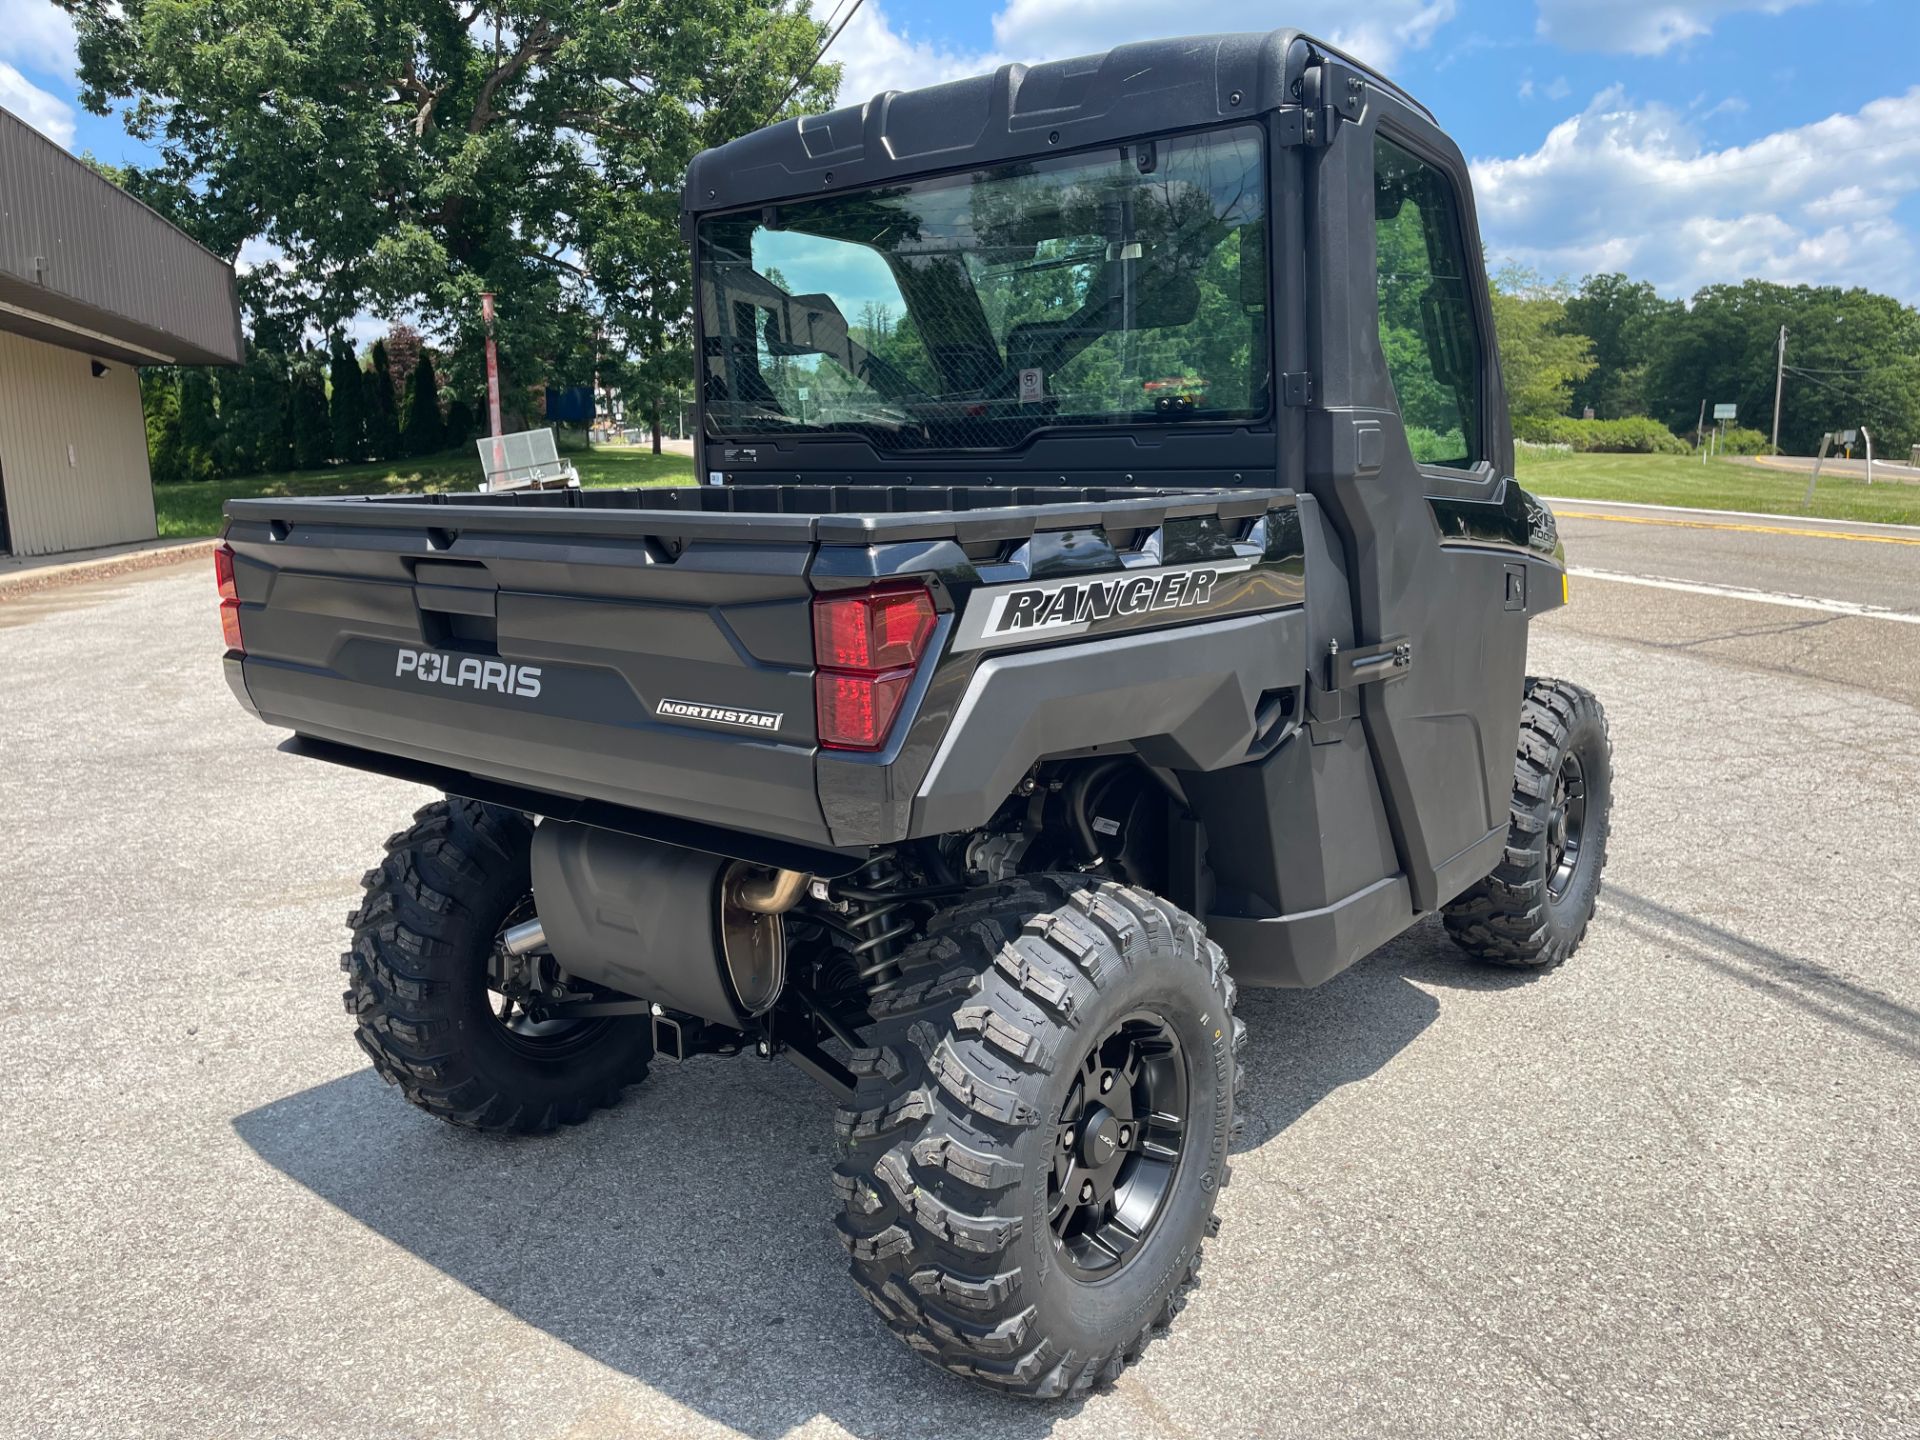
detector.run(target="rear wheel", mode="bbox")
[833,877,1242,1398]
[1443,677,1613,970]
[342,798,653,1132]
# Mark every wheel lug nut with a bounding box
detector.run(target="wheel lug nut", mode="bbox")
[1118,1125,1132,1146]
[1080,1180,1095,1202]
[1100,1073,1114,1093]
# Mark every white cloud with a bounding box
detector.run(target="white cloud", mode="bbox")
[833,2,991,104]
[1472,85,1920,302]
[235,237,292,276]
[1535,0,1813,56]
[0,0,78,74]
[0,59,74,147]
[833,1,1459,105]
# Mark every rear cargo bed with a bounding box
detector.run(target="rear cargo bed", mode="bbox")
[222,483,1291,852]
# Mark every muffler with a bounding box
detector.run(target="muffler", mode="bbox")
[529,821,806,1028]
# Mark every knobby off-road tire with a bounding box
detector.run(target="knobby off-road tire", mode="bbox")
[833,876,1244,1398]
[342,798,652,1133]
[1443,677,1613,970]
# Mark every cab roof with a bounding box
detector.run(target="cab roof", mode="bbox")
[683,28,1430,222]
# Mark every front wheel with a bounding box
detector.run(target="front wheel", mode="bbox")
[342,798,653,1133]
[1443,677,1613,970]
[833,877,1243,1398]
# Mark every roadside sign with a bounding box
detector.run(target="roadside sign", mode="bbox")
[1712,403,1738,421]
[1840,429,1858,444]
[1018,367,1045,405]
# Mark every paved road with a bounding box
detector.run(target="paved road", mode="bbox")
[3,514,1917,1439]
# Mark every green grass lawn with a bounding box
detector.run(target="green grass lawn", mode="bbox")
[1515,449,1920,526]
[153,444,696,538]
[159,441,1919,538]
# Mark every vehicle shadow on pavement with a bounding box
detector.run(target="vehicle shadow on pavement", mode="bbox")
[1230,921,1447,1150]
[231,934,1447,1437]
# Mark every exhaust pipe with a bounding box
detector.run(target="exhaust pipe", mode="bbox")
[729,867,810,915]
[501,917,547,956]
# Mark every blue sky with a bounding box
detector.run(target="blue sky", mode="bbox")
[3,0,1919,300]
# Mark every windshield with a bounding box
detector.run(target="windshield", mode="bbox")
[696,126,1269,452]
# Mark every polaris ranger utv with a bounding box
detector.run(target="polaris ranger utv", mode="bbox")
[216,29,1611,1399]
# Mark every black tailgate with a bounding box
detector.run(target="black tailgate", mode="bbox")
[224,501,830,847]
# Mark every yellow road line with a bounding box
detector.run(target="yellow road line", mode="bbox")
[1558,510,1920,547]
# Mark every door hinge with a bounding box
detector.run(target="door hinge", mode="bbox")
[1273,106,1322,148]
[1280,371,1315,407]
[1329,635,1412,691]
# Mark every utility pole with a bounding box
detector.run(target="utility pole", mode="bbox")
[1697,398,1707,465]
[482,292,505,475]
[1770,324,1787,456]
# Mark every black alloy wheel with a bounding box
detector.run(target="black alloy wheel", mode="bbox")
[1048,1012,1188,1279]
[1545,750,1589,902]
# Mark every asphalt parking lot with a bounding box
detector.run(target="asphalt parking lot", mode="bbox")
[3,509,1917,1440]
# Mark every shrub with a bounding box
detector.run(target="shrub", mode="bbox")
[1405,426,1468,465]
[1513,415,1689,454]
[1713,425,1771,456]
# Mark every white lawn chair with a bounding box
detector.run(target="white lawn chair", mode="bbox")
[476,428,581,492]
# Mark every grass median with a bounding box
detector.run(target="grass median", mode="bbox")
[1515,450,1920,526]
[153,445,696,538]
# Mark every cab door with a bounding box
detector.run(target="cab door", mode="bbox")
[1298,61,1530,913]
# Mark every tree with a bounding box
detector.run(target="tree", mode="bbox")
[403,350,444,456]
[142,371,183,484]
[365,339,401,460]
[1564,273,1680,419]
[328,333,368,462]
[1643,281,1920,455]
[177,368,221,481]
[290,357,332,468]
[1488,266,1596,423]
[62,0,839,408]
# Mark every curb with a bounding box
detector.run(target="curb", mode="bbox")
[0,538,214,602]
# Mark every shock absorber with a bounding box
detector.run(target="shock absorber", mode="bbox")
[842,849,916,995]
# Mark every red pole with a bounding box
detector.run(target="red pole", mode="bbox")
[482,292,505,477]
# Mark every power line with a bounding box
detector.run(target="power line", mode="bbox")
[765,0,867,127]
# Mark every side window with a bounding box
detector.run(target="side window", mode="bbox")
[1373,136,1483,469]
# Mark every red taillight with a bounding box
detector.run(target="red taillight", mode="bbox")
[816,669,914,750]
[812,584,935,671]
[812,583,937,751]
[215,543,244,654]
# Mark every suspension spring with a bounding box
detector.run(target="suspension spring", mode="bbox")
[846,850,916,993]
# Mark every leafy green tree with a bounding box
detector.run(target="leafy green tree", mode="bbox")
[1488,266,1597,423]
[210,348,293,476]
[328,334,368,462]
[290,357,332,468]
[1564,273,1680,420]
[142,371,183,483]
[1643,280,1920,454]
[61,0,840,405]
[364,339,401,461]
[177,368,221,481]
[403,350,445,456]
